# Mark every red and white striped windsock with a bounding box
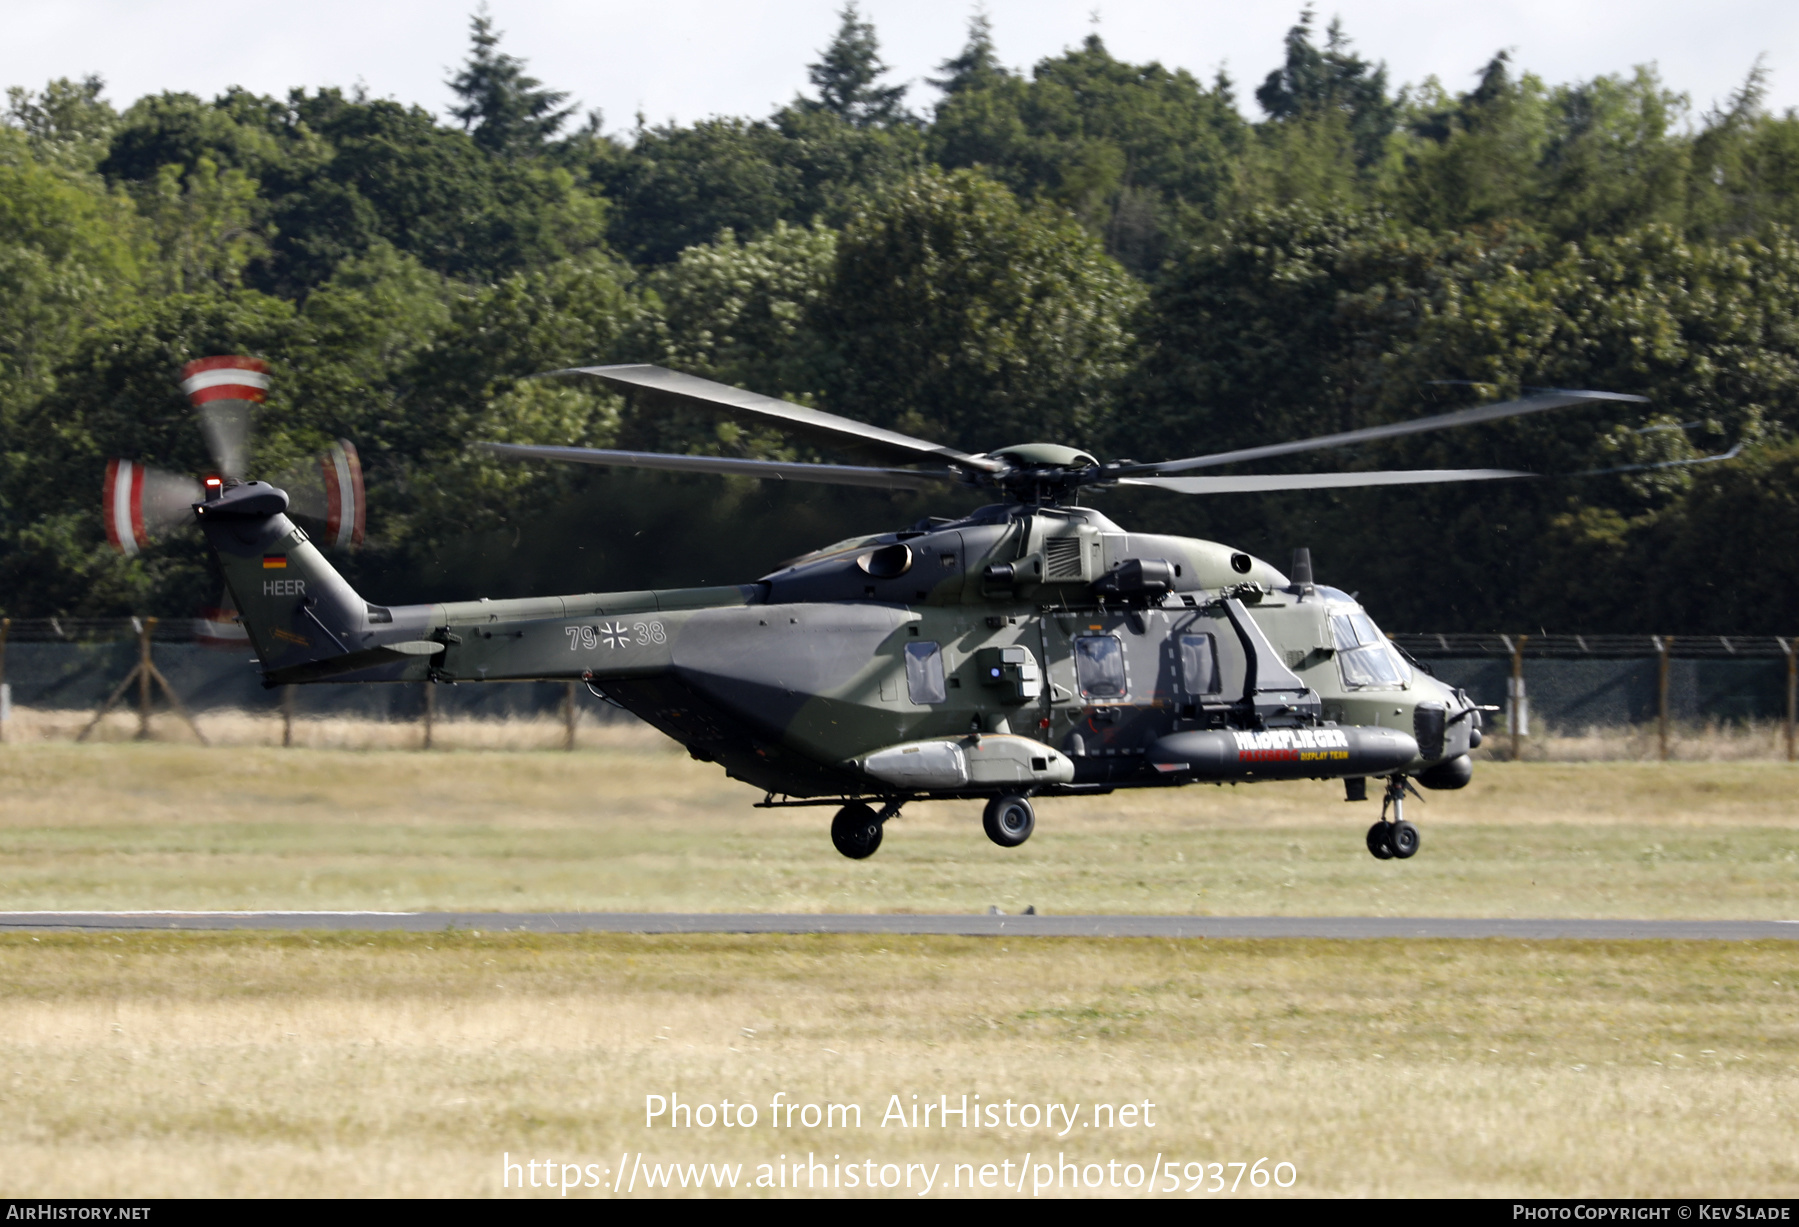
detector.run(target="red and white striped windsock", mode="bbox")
[180,356,270,479]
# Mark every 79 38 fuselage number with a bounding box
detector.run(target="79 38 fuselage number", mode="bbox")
[567,620,666,651]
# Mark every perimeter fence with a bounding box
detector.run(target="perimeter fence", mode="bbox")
[1391,633,1798,761]
[0,618,1793,759]
[0,616,638,750]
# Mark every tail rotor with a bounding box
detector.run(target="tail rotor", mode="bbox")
[181,356,269,481]
[102,459,204,556]
[100,355,370,644]
[275,439,366,549]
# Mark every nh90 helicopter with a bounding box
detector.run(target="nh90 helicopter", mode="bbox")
[177,362,1645,862]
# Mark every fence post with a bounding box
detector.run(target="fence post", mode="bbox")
[282,684,294,748]
[136,617,154,740]
[1655,635,1673,761]
[422,681,435,751]
[1783,638,1796,764]
[564,680,578,751]
[1503,634,1528,760]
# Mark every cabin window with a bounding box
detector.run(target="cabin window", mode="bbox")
[1178,632,1220,696]
[1330,613,1412,689]
[904,641,947,704]
[1074,634,1127,699]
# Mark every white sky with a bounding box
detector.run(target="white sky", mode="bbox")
[3,1,1795,133]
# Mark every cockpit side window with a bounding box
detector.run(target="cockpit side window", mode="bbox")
[1330,612,1412,689]
[1178,633,1220,696]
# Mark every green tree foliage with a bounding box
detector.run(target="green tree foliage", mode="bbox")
[929,11,1006,97]
[639,221,836,401]
[1255,9,1396,170]
[383,251,640,543]
[598,118,796,265]
[1129,204,1799,629]
[800,4,911,129]
[593,6,925,265]
[447,7,576,158]
[930,29,1245,274]
[1,290,297,615]
[273,90,606,286]
[96,85,606,293]
[1390,56,1694,241]
[5,76,118,172]
[597,108,922,267]
[817,168,1143,452]
[0,126,145,578]
[7,11,1799,632]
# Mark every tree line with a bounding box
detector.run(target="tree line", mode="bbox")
[3,5,1799,633]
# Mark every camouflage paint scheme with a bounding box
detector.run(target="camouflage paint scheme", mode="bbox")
[200,484,1472,804]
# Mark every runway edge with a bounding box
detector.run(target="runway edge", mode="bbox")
[0,913,1793,939]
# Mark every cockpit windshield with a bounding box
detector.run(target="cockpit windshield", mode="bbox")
[1330,611,1412,689]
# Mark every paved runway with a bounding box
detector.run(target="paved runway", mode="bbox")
[0,912,1793,939]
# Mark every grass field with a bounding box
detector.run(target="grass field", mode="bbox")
[0,736,1795,916]
[0,737,1794,1197]
[0,931,1792,1198]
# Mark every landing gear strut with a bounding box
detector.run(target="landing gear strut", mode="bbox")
[1366,776,1422,860]
[831,799,902,859]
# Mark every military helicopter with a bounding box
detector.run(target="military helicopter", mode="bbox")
[190,363,1645,862]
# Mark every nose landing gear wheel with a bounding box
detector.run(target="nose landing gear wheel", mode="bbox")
[1366,821,1394,859]
[982,795,1035,848]
[1367,775,1424,860]
[831,802,884,859]
[1388,819,1420,859]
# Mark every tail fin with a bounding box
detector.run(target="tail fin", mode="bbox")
[196,481,423,684]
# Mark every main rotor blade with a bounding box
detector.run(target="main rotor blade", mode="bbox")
[1573,443,1742,477]
[477,442,963,492]
[547,365,1002,473]
[1126,390,1649,476]
[1117,468,1533,494]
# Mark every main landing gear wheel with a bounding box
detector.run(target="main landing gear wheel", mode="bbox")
[1388,820,1420,859]
[983,795,1035,848]
[1365,822,1394,860]
[831,802,883,859]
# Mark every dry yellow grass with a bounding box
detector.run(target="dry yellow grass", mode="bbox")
[0,932,1791,1198]
[0,706,628,752]
[0,742,1793,1198]
[6,703,1796,759]
[0,738,1795,916]
[1487,719,1798,763]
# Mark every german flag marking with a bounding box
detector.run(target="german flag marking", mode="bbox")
[262,555,287,569]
